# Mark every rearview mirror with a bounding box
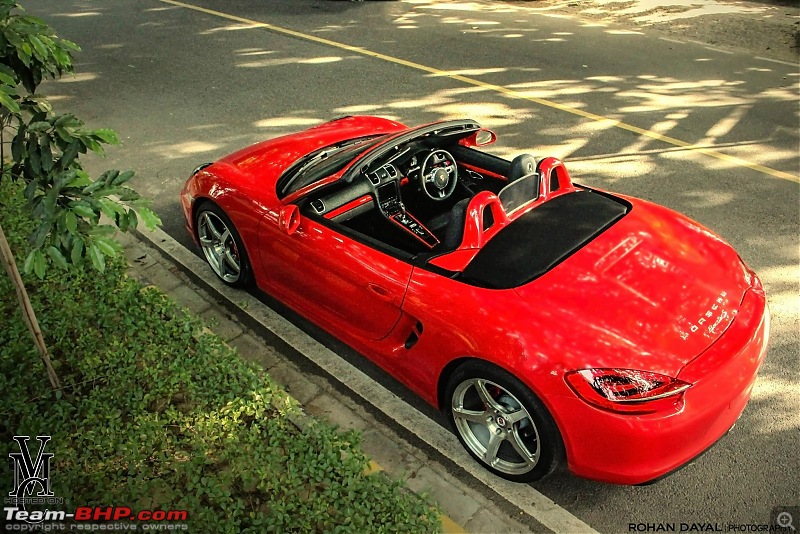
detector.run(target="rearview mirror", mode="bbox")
[278,204,301,235]
[459,128,497,148]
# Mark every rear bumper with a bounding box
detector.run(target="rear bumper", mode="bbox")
[557,288,769,485]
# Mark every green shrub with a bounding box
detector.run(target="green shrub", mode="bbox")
[0,179,441,533]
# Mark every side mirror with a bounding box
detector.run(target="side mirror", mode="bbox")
[278,204,301,235]
[459,128,497,148]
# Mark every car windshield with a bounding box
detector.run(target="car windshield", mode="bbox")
[279,135,386,197]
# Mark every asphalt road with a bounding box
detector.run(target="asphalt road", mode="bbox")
[22,0,799,531]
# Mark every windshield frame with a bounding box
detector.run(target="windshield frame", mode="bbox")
[277,135,386,198]
[341,119,481,183]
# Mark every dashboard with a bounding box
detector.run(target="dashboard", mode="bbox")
[307,147,424,222]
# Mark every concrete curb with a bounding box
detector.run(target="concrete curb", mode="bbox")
[128,224,596,534]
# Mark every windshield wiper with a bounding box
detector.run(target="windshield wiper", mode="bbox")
[281,143,350,195]
[293,148,334,177]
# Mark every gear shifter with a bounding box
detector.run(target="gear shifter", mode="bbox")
[390,210,438,247]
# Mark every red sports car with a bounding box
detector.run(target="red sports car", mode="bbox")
[180,116,769,485]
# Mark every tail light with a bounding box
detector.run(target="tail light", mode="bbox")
[565,369,691,414]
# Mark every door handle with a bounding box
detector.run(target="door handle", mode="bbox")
[367,283,394,303]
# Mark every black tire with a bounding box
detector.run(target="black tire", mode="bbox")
[194,202,253,288]
[445,360,564,483]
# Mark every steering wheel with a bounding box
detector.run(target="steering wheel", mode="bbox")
[420,149,458,201]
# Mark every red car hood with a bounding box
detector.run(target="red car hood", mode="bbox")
[514,197,750,377]
[217,116,407,180]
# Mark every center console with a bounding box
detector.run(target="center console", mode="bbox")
[376,182,439,248]
[377,182,403,216]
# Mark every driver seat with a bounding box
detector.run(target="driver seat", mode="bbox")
[439,198,470,251]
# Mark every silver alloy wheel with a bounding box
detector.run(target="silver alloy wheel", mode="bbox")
[451,378,541,476]
[197,211,241,284]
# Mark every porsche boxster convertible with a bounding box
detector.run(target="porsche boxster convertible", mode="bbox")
[180,116,769,484]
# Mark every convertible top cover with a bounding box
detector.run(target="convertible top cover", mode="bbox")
[460,191,629,289]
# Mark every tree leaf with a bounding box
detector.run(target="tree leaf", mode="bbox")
[81,136,102,155]
[40,135,53,172]
[127,209,138,230]
[69,201,95,218]
[99,198,124,219]
[82,179,105,195]
[93,128,119,145]
[118,188,140,202]
[101,170,119,185]
[18,42,32,66]
[54,113,80,128]
[43,184,58,217]
[23,179,37,204]
[89,224,116,237]
[88,243,105,272]
[111,170,134,186]
[51,46,70,69]
[0,71,15,86]
[138,207,162,230]
[59,38,81,52]
[33,249,46,279]
[11,128,25,161]
[66,169,91,188]
[29,35,48,61]
[55,125,72,143]
[31,221,51,248]
[58,141,79,168]
[94,236,120,257]
[5,29,24,50]
[117,211,129,232]
[28,120,51,132]
[46,245,68,269]
[70,237,84,264]
[65,210,77,233]
[0,89,20,113]
[0,82,17,96]
[27,139,41,175]
[23,249,36,274]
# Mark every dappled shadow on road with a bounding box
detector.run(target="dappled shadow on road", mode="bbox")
[31,0,799,526]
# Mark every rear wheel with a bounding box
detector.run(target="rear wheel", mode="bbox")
[195,203,252,288]
[445,360,563,482]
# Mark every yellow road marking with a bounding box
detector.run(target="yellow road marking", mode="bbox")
[363,460,383,475]
[441,514,469,533]
[160,0,799,183]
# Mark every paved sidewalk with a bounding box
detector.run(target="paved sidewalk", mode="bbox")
[115,229,537,534]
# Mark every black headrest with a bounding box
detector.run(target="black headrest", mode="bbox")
[508,154,537,183]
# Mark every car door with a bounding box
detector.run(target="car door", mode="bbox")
[257,211,412,342]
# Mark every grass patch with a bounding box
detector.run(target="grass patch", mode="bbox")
[0,179,440,532]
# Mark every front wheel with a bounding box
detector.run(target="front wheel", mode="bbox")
[195,203,253,288]
[445,360,564,482]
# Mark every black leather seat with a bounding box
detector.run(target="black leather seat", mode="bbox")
[508,154,537,183]
[440,198,470,251]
